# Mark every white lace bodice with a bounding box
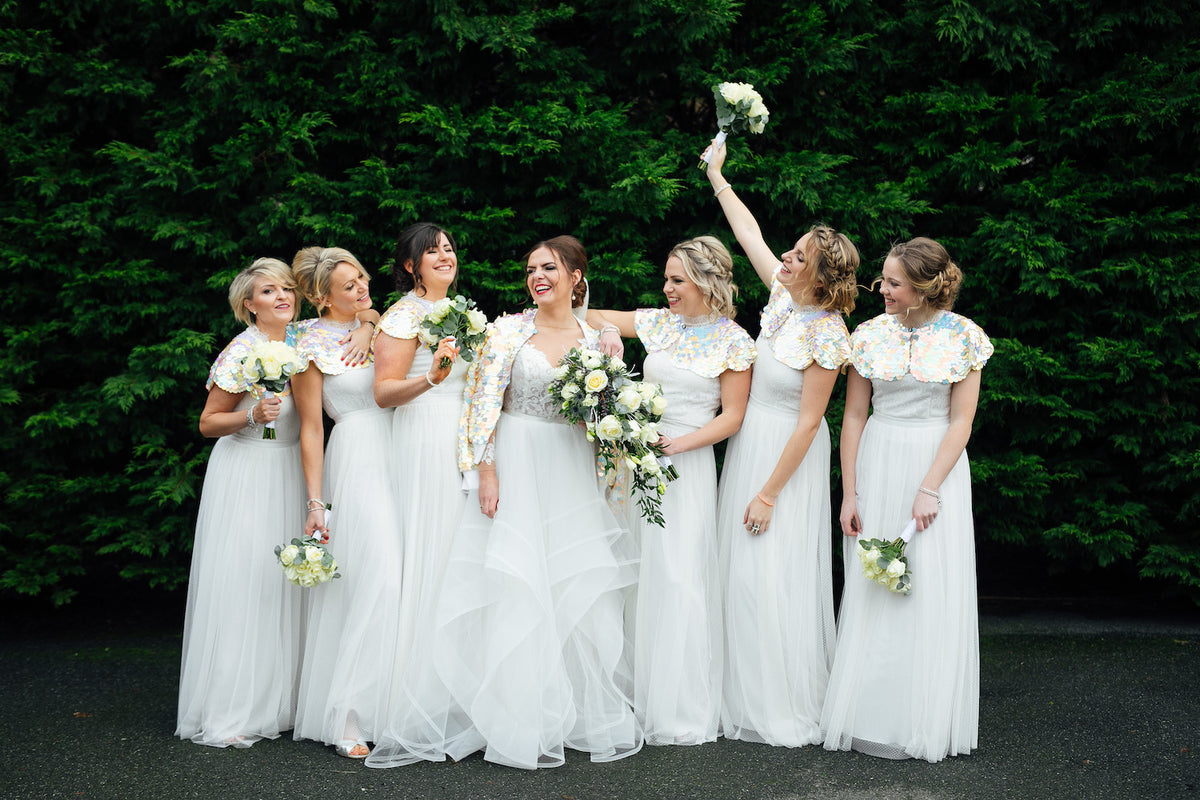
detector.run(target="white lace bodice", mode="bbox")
[321,364,386,422]
[644,349,721,432]
[870,373,951,421]
[503,343,566,420]
[747,335,806,414]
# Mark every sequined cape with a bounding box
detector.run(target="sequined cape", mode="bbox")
[634,308,755,377]
[296,318,372,377]
[849,311,993,384]
[457,309,599,471]
[206,323,303,398]
[758,269,851,370]
[375,293,430,343]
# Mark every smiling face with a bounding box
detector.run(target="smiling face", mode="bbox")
[879,255,923,317]
[662,255,708,317]
[324,261,372,321]
[778,232,819,293]
[525,246,580,308]
[243,275,296,328]
[408,232,457,298]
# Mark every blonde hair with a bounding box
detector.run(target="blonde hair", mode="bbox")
[668,236,739,319]
[806,225,860,314]
[291,246,370,315]
[228,257,296,326]
[886,237,962,310]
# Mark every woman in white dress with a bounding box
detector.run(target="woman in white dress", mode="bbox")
[177,258,306,748]
[371,223,470,676]
[367,235,642,770]
[290,247,398,759]
[822,237,992,763]
[589,236,754,745]
[703,140,860,746]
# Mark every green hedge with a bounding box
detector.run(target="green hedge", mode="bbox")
[2,0,1197,605]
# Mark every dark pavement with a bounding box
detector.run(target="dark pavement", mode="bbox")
[2,604,1197,800]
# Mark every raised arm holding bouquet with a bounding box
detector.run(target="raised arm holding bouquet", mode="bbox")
[698,81,769,168]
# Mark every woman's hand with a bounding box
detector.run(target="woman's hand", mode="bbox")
[912,490,939,532]
[304,508,329,541]
[255,395,282,425]
[339,324,373,366]
[598,327,624,358]
[655,434,683,456]
[704,139,728,183]
[427,336,460,385]
[479,469,499,519]
[839,496,863,537]
[743,494,774,536]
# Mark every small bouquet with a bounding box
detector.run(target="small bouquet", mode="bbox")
[419,295,489,369]
[275,536,341,587]
[240,340,307,439]
[698,81,770,168]
[856,520,916,596]
[548,347,680,527]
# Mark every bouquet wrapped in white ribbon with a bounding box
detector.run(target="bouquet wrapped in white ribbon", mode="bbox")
[856,520,916,596]
[240,340,307,439]
[699,81,770,168]
[548,347,679,526]
[418,294,489,369]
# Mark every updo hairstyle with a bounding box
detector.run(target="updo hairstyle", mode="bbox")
[886,237,962,311]
[524,234,589,308]
[805,224,860,314]
[228,257,297,325]
[290,246,369,315]
[393,222,457,296]
[669,235,739,319]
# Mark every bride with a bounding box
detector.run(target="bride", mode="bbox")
[366,235,642,770]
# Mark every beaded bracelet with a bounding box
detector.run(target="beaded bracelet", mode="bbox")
[714,183,732,197]
[424,372,437,387]
[245,407,257,429]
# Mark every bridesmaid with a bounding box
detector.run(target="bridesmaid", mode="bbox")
[371,223,468,675]
[822,237,992,762]
[703,140,860,746]
[177,257,305,748]
[590,236,754,745]
[290,247,399,759]
[367,235,642,770]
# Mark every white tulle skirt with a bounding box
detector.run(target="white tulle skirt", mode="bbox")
[293,409,403,746]
[821,414,979,762]
[176,433,305,748]
[630,431,722,745]
[366,410,642,770]
[717,400,836,746]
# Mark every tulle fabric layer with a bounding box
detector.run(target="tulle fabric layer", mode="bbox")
[176,434,305,748]
[366,411,642,770]
[631,432,722,745]
[717,400,836,747]
[293,410,403,746]
[821,414,979,763]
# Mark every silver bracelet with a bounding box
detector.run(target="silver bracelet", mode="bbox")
[424,372,437,387]
[918,486,943,509]
[245,407,257,429]
[599,324,619,336]
[714,182,732,197]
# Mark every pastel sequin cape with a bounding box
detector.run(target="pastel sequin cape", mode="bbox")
[456,309,599,471]
[758,270,851,370]
[849,311,993,383]
[634,308,755,377]
[206,323,303,397]
[375,293,430,342]
[295,319,372,376]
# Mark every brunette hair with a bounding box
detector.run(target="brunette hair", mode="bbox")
[886,237,962,310]
[392,222,457,296]
[523,234,588,308]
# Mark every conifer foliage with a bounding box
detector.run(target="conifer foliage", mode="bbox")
[2,0,1197,604]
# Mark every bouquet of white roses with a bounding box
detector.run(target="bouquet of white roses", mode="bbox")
[698,81,770,168]
[547,347,680,527]
[240,340,307,439]
[275,536,341,587]
[856,520,916,596]
[418,295,489,369]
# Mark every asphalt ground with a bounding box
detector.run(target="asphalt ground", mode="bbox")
[2,601,1197,800]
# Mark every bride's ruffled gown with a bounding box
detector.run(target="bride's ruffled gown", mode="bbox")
[367,340,642,770]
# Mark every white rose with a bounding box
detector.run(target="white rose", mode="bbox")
[616,387,641,413]
[283,564,301,585]
[279,544,300,566]
[298,570,320,588]
[609,355,626,371]
[467,309,487,334]
[639,424,659,444]
[561,383,580,400]
[886,559,906,578]
[581,351,604,370]
[305,545,324,564]
[582,395,599,407]
[417,327,440,346]
[625,418,641,439]
[650,395,667,416]
[429,297,453,323]
[584,369,609,393]
[596,415,623,442]
[553,364,571,380]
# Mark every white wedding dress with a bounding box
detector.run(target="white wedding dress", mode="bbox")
[367,339,642,769]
